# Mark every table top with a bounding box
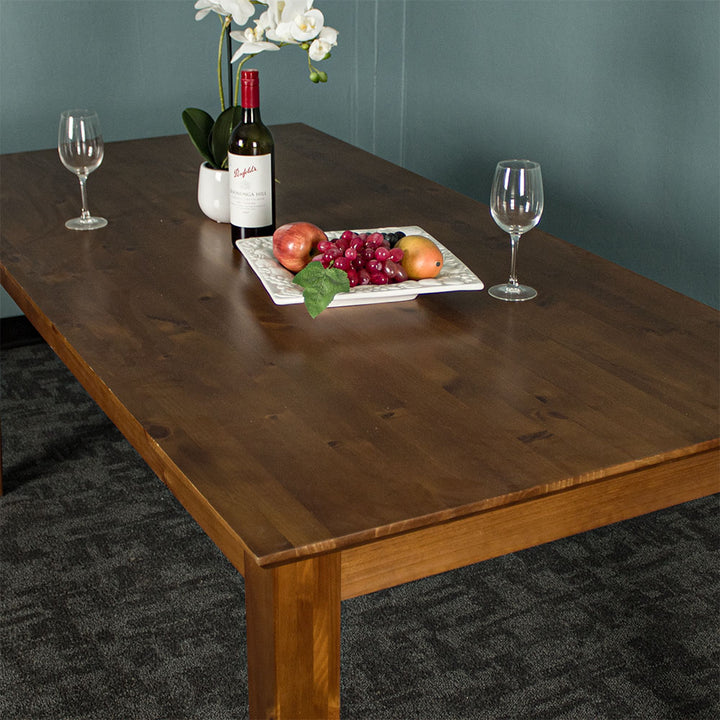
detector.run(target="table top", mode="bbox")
[2,125,718,567]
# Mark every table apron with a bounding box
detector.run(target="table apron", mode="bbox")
[339,447,719,600]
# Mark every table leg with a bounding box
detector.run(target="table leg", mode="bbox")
[244,551,341,720]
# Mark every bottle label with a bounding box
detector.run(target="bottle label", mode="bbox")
[228,152,272,228]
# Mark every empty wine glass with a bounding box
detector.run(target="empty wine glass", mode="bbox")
[58,109,107,230]
[489,159,543,301]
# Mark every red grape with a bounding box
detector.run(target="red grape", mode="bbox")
[304,229,414,290]
[383,259,400,279]
[362,246,375,261]
[394,264,409,282]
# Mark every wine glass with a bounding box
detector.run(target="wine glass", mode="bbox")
[58,109,107,230]
[489,159,543,301]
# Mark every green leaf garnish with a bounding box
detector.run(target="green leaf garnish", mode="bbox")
[293,262,350,318]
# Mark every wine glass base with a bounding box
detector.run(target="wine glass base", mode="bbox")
[65,216,108,231]
[488,283,537,302]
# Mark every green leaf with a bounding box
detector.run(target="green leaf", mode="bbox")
[182,108,215,167]
[210,106,244,170]
[293,263,351,318]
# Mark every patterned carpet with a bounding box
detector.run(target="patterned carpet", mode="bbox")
[1,341,718,719]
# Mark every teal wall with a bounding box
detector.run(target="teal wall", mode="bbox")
[2,0,718,316]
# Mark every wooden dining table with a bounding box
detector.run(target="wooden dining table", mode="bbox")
[1,124,718,719]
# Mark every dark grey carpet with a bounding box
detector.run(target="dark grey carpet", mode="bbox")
[1,341,718,720]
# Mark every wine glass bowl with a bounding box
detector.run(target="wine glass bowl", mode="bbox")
[58,109,108,230]
[489,159,543,301]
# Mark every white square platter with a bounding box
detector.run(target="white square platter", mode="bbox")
[235,225,484,308]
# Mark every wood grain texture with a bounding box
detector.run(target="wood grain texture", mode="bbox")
[340,445,719,599]
[245,552,340,720]
[3,126,719,720]
[1,126,718,569]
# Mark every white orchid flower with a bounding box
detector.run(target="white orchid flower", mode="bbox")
[255,9,276,37]
[308,25,337,61]
[266,0,321,44]
[232,26,263,44]
[187,0,339,109]
[230,38,280,64]
[194,0,255,25]
[290,9,324,42]
[264,0,314,25]
[317,25,338,46]
[261,0,284,26]
[235,7,279,45]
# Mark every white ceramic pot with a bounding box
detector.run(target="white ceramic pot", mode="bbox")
[197,162,230,223]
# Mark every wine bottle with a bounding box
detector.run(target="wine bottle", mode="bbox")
[228,69,275,243]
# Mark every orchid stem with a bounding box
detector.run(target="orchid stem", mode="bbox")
[217,16,231,112]
[234,54,256,104]
[226,21,234,106]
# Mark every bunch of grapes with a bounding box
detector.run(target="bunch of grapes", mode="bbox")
[311,230,407,287]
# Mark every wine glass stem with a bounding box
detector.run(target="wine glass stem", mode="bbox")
[77,174,91,220]
[508,232,521,286]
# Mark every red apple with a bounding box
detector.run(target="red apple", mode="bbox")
[272,222,327,273]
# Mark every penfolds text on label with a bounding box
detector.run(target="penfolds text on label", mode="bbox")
[228,152,273,228]
[233,164,257,180]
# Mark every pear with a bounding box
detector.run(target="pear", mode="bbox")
[396,235,444,280]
